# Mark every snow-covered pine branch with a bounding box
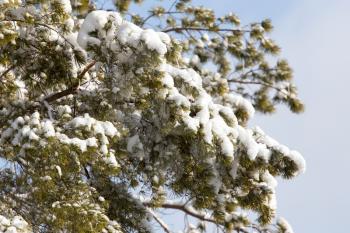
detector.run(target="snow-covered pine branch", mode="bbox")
[0,1,305,232]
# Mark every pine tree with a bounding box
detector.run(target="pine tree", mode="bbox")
[0,1,304,232]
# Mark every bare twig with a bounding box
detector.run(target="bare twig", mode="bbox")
[168,0,179,12]
[228,79,283,92]
[162,26,250,34]
[4,18,75,48]
[141,11,183,27]
[144,202,218,225]
[147,208,172,233]
[0,65,15,80]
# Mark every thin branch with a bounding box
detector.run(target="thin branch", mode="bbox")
[0,65,15,80]
[4,18,75,48]
[168,0,179,12]
[228,79,283,92]
[144,201,265,233]
[84,166,91,179]
[141,12,156,26]
[43,61,96,103]
[162,26,250,34]
[141,11,183,27]
[144,202,218,225]
[228,67,278,79]
[147,208,172,233]
[42,83,78,103]
[77,61,97,80]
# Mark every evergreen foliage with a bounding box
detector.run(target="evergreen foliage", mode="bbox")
[0,1,304,232]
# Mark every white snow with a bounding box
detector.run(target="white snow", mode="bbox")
[11,216,28,230]
[78,10,170,55]
[117,22,143,47]
[55,0,72,14]
[223,94,255,119]
[141,29,168,55]
[5,226,17,233]
[277,217,294,233]
[237,126,259,160]
[78,11,122,49]
[104,153,119,168]
[182,115,200,132]
[262,171,278,189]
[41,120,55,138]
[254,127,306,175]
[69,114,119,138]
[127,135,142,152]
[0,216,11,227]
[55,165,62,177]
[287,150,306,174]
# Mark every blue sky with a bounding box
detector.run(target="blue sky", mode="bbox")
[104,1,349,232]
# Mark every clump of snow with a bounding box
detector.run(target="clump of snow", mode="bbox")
[78,10,122,49]
[11,216,28,230]
[0,111,121,171]
[277,217,294,233]
[222,94,255,119]
[261,171,278,189]
[0,215,11,227]
[254,127,306,175]
[117,21,142,47]
[57,105,72,115]
[55,165,62,177]
[261,170,278,210]
[56,134,97,152]
[287,150,306,174]
[41,120,55,138]
[141,29,168,55]
[104,220,123,233]
[104,152,120,169]
[78,10,170,55]
[237,126,259,159]
[55,0,72,14]
[68,113,119,138]
[127,135,143,152]
[41,176,52,181]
